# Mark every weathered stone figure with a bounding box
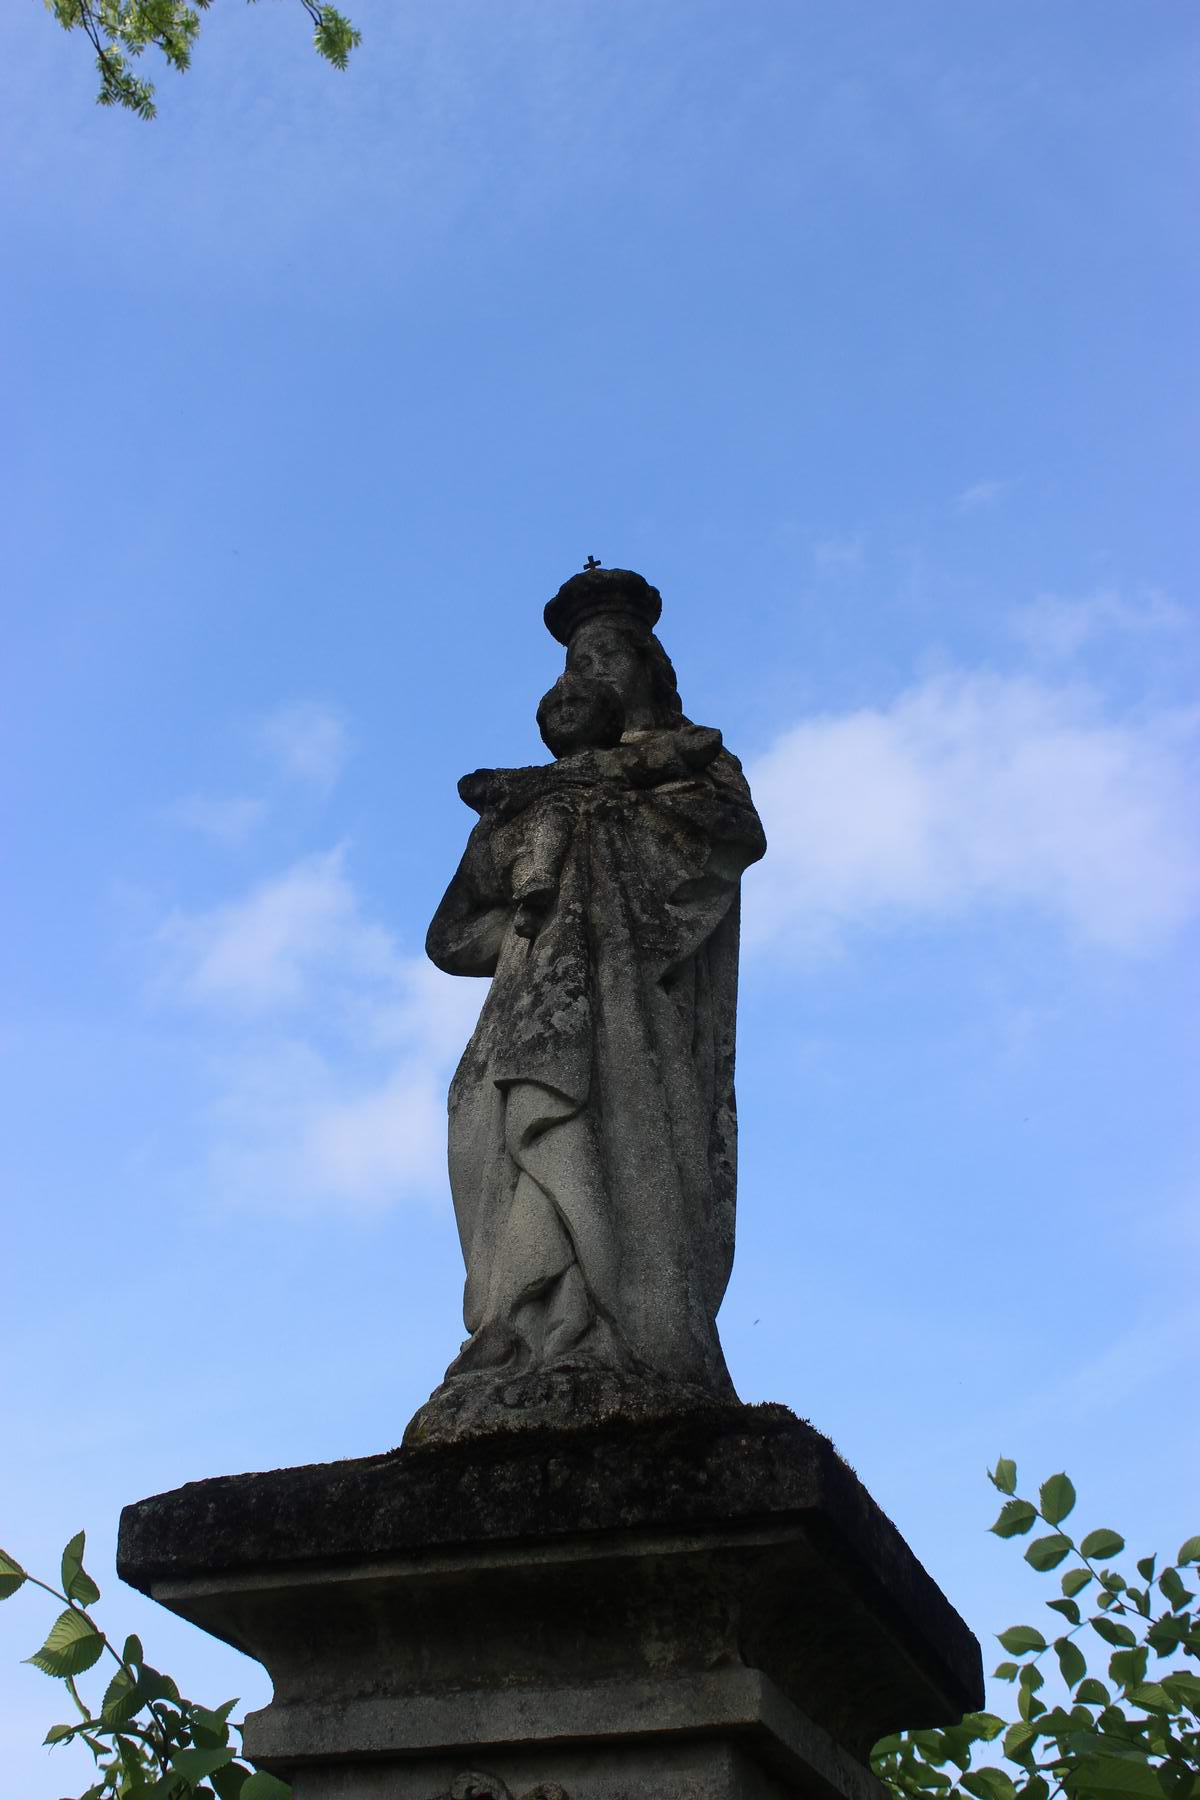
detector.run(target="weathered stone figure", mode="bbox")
[119,565,983,1800]
[415,566,766,1438]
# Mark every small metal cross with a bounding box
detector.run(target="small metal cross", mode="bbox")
[583,555,601,570]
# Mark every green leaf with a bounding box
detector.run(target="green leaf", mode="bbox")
[990,1499,1038,1538]
[961,1769,1017,1800]
[1003,1721,1037,1760]
[169,1748,236,1783]
[1127,1682,1174,1713]
[311,5,362,70]
[123,1633,145,1669]
[44,1722,76,1745]
[25,1607,106,1678]
[1040,1473,1077,1526]
[190,1705,231,1749]
[1091,1615,1137,1648]
[1147,1615,1189,1655]
[1049,1598,1083,1624]
[1160,1568,1194,1611]
[210,1766,252,1800]
[1063,1567,1095,1598]
[1027,1533,1073,1571]
[1109,1647,1149,1689]
[209,1699,239,1723]
[965,1713,1006,1741]
[991,1458,1018,1496]
[993,1661,1020,1681]
[239,1775,292,1800]
[0,1547,27,1600]
[998,1625,1047,1654]
[1177,1536,1200,1566]
[60,1530,102,1607]
[1082,1530,1126,1561]
[1057,1637,1087,1686]
[141,1666,182,1704]
[103,1667,144,1726]
[1137,1556,1157,1582]
[1077,1678,1111,1705]
[1065,1754,1163,1797]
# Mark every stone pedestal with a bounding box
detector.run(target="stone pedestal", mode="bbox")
[117,1405,982,1800]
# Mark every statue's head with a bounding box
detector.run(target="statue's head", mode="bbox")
[536,673,624,758]
[546,567,683,730]
[544,566,661,644]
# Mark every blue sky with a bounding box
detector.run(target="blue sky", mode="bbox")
[2,1,1198,1789]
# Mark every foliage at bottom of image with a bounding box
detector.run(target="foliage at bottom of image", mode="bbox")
[0,1535,289,1799]
[871,1460,1200,1800]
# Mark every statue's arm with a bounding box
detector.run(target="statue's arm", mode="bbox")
[496,755,606,815]
[426,824,510,978]
[648,744,766,876]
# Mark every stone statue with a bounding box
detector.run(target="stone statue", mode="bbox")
[409,567,766,1443]
[123,566,983,1800]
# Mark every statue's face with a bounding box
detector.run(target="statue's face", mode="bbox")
[566,621,648,721]
[540,688,598,755]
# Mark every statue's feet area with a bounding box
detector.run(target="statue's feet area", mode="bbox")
[404,1362,738,1449]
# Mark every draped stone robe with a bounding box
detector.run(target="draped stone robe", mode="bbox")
[426,731,766,1402]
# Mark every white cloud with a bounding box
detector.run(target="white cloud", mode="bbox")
[167,793,266,846]
[258,701,350,793]
[1011,587,1190,661]
[159,848,394,1012]
[746,671,1200,958]
[956,477,1008,511]
[205,1037,451,1215]
[157,849,485,1214]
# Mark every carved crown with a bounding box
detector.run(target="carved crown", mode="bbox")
[543,567,662,645]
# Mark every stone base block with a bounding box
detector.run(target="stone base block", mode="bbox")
[250,1669,887,1800]
[117,1405,982,1800]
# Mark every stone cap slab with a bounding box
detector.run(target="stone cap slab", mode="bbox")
[119,1403,981,1718]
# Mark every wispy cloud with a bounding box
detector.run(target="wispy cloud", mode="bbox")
[160,848,388,1013]
[1010,587,1190,661]
[165,700,352,849]
[167,793,266,846]
[258,701,351,794]
[1021,1311,1199,1427]
[746,670,1200,959]
[157,849,484,1214]
[956,478,1009,511]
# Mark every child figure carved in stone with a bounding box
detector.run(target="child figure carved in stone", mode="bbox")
[458,671,723,939]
